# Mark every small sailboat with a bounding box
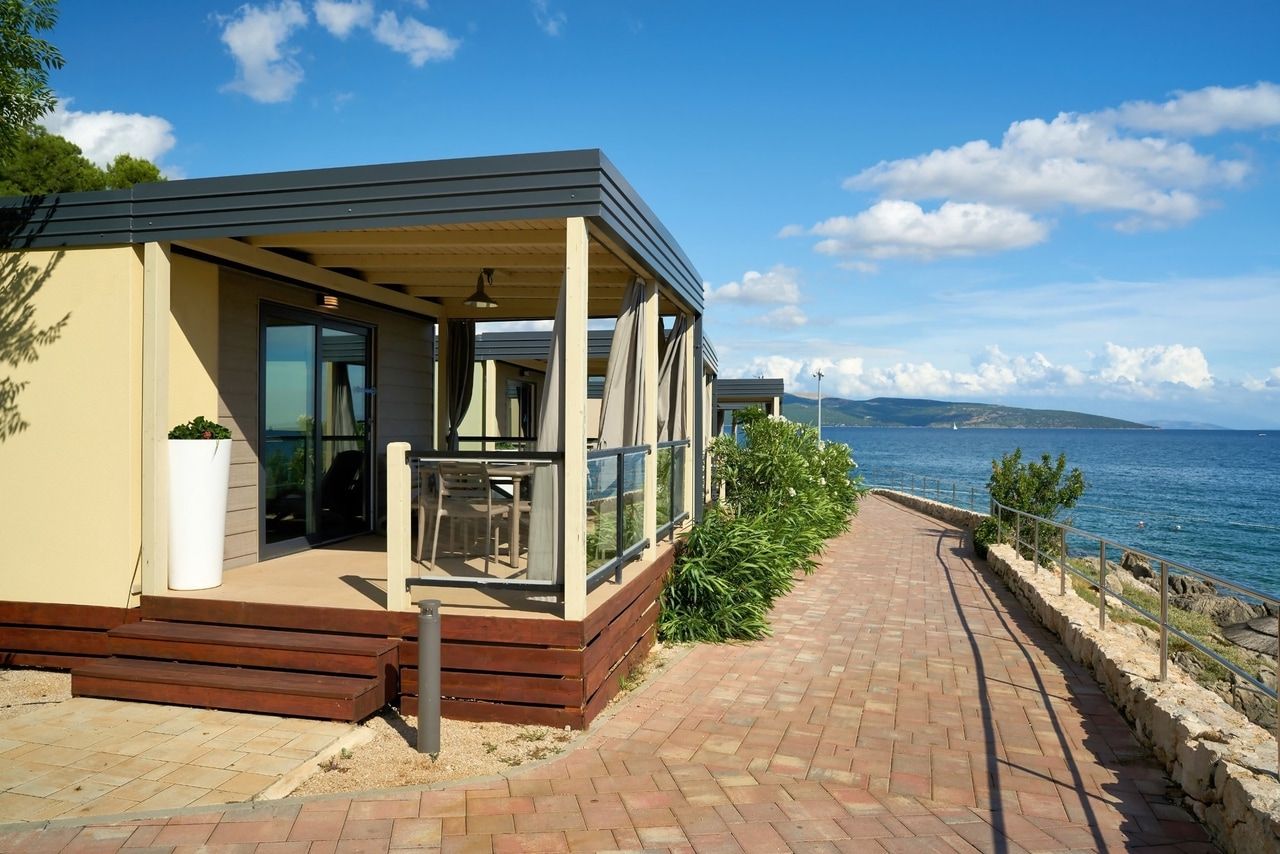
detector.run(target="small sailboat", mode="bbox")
[952,422,958,431]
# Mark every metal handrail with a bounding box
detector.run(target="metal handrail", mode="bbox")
[865,471,985,511]
[587,443,652,459]
[990,497,1278,778]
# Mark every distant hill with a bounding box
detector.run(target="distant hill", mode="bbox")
[1143,420,1227,430]
[781,395,1153,429]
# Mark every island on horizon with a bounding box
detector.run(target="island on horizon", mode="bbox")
[781,394,1155,429]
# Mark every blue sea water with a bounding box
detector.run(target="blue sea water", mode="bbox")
[826,427,1280,598]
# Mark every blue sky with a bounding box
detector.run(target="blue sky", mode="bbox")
[45,1,1280,427]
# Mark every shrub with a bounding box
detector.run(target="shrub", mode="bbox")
[987,448,1084,564]
[659,409,863,643]
[972,517,1000,559]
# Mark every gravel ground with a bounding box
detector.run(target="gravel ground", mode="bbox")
[0,643,676,799]
[289,642,677,797]
[0,668,71,722]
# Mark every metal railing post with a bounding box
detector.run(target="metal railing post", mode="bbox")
[1014,512,1022,556]
[911,474,916,496]
[1034,521,1040,569]
[1059,528,1067,595]
[1098,541,1107,630]
[615,451,625,583]
[417,599,441,756]
[952,482,956,506]
[969,486,974,511]
[1159,561,1168,681]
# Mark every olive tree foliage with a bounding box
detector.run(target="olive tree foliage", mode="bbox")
[0,0,63,157]
[1,0,66,441]
[975,448,1086,563]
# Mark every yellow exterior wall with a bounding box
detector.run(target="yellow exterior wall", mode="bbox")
[168,255,220,426]
[0,246,144,606]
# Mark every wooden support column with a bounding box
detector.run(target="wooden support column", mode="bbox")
[141,242,171,596]
[562,217,589,621]
[435,313,449,449]
[385,441,412,611]
[691,315,705,523]
[641,280,659,561]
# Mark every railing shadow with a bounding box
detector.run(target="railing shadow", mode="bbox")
[933,524,1201,850]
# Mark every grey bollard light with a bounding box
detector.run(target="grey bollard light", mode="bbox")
[417,599,442,756]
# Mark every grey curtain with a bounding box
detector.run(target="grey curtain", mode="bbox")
[656,315,689,442]
[445,319,476,451]
[596,279,646,449]
[526,284,564,582]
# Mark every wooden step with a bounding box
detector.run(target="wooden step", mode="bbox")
[108,621,397,677]
[72,659,384,722]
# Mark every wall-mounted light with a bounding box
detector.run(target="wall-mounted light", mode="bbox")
[463,268,498,309]
[317,293,340,309]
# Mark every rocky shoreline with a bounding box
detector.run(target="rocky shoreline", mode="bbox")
[1094,551,1278,730]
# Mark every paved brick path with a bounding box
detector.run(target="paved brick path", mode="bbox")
[0,495,1215,852]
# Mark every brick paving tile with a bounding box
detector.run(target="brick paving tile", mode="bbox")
[0,496,1221,853]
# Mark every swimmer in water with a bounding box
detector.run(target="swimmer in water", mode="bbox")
[1136,520,1146,530]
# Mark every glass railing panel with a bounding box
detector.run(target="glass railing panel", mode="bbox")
[586,454,617,571]
[621,449,646,554]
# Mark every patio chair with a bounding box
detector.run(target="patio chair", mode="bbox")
[416,462,511,574]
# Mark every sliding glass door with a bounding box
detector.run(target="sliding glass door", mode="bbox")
[261,307,373,557]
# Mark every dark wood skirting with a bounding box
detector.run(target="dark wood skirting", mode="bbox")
[0,600,139,669]
[4,545,673,727]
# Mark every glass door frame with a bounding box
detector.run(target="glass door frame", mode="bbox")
[258,302,376,560]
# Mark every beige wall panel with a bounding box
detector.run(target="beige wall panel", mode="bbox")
[218,267,433,566]
[0,247,143,606]
[168,255,220,426]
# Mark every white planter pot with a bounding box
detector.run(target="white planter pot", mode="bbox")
[168,438,232,590]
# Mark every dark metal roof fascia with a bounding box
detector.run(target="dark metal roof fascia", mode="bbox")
[2,152,705,314]
[715,378,785,399]
[594,153,703,315]
[702,337,719,374]
[472,330,613,361]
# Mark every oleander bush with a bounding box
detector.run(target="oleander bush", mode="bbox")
[659,408,863,643]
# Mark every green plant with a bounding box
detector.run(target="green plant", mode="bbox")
[168,416,231,440]
[659,413,863,644]
[972,517,1000,559]
[987,449,1084,563]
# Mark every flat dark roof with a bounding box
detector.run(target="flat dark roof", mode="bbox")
[0,149,704,313]
[716,378,785,400]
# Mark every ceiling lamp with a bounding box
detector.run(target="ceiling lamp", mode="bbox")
[464,268,498,309]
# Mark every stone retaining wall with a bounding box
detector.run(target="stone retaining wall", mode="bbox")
[875,491,1279,852]
[871,489,987,531]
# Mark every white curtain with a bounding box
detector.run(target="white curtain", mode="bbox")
[656,315,689,442]
[596,279,646,449]
[526,283,565,582]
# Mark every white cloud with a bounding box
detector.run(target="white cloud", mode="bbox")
[1094,342,1213,390]
[220,1,310,103]
[371,11,459,66]
[846,113,1245,230]
[749,305,808,328]
[837,260,879,274]
[532,0,567,36]
[733,341,1213,402]
[314,0,372,38]
[705,265,802,305]
[41,101,176,169]
[810,200,1048,259]
[1242,367,1280,392]
[1106,82,1280,136]
[776,224,805,238]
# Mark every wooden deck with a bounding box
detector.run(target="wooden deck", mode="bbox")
[1,541,674,728]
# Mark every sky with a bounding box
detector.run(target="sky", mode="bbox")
[43,1,1280,428]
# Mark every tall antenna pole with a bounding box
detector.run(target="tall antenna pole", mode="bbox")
[812,369,824,445]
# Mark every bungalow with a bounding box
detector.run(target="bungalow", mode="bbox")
[0,150,709,727]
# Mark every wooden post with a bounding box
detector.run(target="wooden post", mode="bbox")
[385,442,412,611]
[641,280,659,561]
[141,243,171,596]
[562,217,589,621]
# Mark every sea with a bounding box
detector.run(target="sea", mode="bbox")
[826,426,1280,599]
